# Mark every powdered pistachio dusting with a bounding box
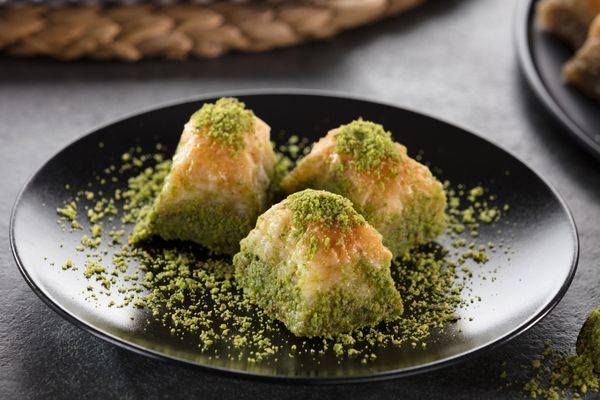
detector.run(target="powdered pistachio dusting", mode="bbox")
[577,306,600,372]
[333,119,402,172]
[286,189,364,231]
[501,307,600,399]
[190,97,254,150]
[516,341,599,400]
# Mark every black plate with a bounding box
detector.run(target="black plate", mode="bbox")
[10,90,578,383]
[516,0,600,160]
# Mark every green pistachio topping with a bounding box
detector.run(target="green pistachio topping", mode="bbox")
[577,307,600,371]
[190,97,254,150]
[286,189,364,231]
[333,119,401,172]
[507,307,600,399]
[521,344,599,400]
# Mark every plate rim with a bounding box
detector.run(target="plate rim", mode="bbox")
[514,0,600,161]
[9,89,580,384]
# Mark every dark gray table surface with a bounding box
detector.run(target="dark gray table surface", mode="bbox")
[2,0,600,398]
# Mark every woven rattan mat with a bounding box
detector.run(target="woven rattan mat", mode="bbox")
[0,0,424,60]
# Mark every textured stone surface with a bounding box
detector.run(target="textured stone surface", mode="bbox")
[1,0,600,398]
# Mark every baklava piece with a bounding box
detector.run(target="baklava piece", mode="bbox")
[281,119,446,257]
[537,0,600,48]
[563,15,600,100]
[233,189,403,337]
[130,97,276,255]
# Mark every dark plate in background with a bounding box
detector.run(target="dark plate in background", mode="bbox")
[516,0,600,160]
[9,91,578,383]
